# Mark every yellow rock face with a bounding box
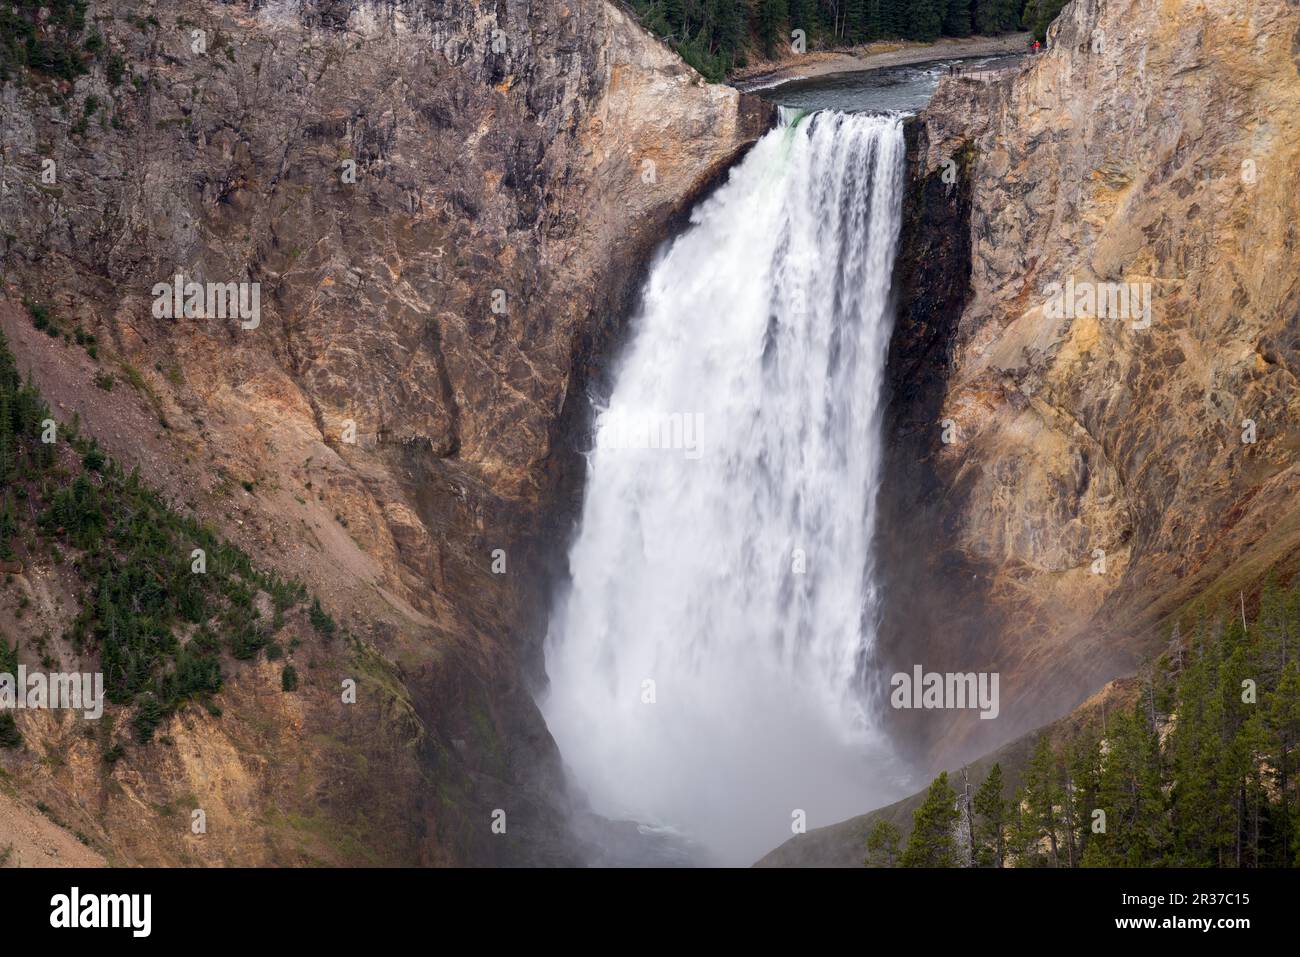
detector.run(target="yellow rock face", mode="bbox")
[895,0,1300,759]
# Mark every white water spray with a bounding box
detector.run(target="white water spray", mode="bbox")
[543,111,909,865]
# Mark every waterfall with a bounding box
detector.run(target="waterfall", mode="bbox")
[542,111,909,865]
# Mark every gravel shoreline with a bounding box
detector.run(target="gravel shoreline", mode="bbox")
[732,33,1034,92]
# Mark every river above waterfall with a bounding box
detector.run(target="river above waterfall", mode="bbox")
[756,53,1026,113]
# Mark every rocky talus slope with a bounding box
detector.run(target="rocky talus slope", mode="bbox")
[0,0,770,865]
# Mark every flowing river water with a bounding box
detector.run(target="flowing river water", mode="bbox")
[540,58,1016,865]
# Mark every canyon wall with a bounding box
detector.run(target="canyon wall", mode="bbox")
[763,0,1300,866]
[880,0,1300,764]
[0,0,771,864]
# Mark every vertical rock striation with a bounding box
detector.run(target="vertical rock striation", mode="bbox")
[883,0,1300,764]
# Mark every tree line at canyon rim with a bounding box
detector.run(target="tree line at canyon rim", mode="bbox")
[632,0,1069,79]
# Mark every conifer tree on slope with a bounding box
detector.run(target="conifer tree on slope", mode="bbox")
[1168,620,1223,863]
[1064,728,1103,865]
[0,382,13,482]
[1018,734,1063,866]
[901,771,960,866]
[1099,701,1170,865]
[864,818,902,866]
[972,762,1009,867]
[1250,578,1300,864]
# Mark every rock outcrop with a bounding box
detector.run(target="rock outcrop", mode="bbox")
[880,0,1300,764]
[772,0,1300,845]
[0,0,771,864]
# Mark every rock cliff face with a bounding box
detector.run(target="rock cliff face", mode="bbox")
[0,0,771,864]
[880,0,1300,764]
[761,0,1300,866]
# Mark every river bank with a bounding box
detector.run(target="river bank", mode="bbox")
[732,32,1034,91]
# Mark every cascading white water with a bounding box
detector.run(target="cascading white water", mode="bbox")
[543,110,909,865]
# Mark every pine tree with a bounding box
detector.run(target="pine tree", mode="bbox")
[844,0,866,43]
[789,0,816,33]
[1029,0,1069,42]
[905,0,947,41]
[0,712,21,748]
[972,762,1010,867]
[1064,729,1103,865]
[0,496,15,561]
[714,0,746,53]
[901,771,960,867]
[660,0,686,39]
[1250,578,1300,864]
[1260,660,1300,864]
[1020,0,1038,33]
[1019,734,1063,865]
[757,0,790,56]
[971,0,1001,34]
[864,818,902,866]
[942,0,972,36]
[0,382,13,480]
[971,0,1020,34]
[1098,702,1171,865]
[879,0,907,36]
[1217,615,1257,866]
[862,0,884,39]
[1169,622,1223,863]
[1004,0,1024,30]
